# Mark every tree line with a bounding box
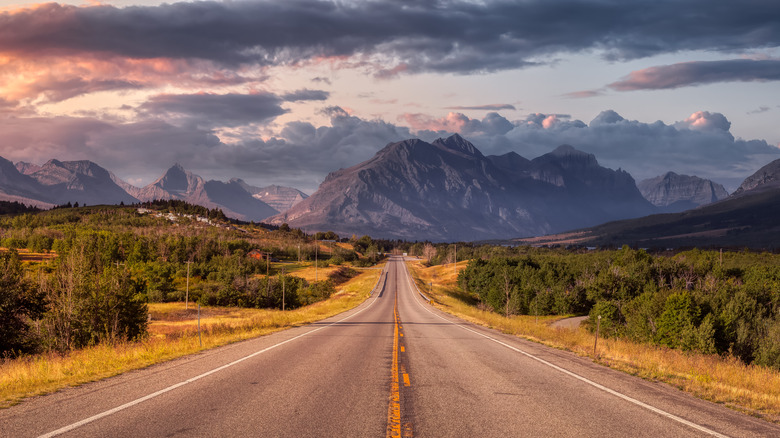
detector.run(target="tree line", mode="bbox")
[0,204,385,358]
[458,247,780,370]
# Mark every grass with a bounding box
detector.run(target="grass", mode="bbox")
[0,262,384,409]
[406,258,780,424]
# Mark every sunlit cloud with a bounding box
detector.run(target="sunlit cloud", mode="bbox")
[608,59,780,91]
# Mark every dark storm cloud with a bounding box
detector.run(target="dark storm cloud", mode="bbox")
[2,1,779,74]
[137,92,288,128]
[608,59,780,91]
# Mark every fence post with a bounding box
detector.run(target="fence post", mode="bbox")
[198,303,202,347]
[593,315,601,358]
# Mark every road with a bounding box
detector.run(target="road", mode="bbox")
[2,256,779,437]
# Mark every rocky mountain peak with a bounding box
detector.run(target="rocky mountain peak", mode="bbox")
[432,133,483,158]
[156,163,194,193]
[270,135,655,241]
[15,162,41,175]
[638,172,728,212]
[732,158,780,196]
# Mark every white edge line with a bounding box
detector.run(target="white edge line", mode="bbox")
[399,260,730,438]
[38,266,387,438]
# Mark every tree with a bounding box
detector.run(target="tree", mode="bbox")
[422,243,437,261]
[0,250,46,356]
[655,291,700,350]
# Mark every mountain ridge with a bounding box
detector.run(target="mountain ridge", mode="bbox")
[270,134,655,241]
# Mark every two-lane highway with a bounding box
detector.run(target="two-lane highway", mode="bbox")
[2,257,779,437]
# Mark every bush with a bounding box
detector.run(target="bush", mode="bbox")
[0,250,47,357]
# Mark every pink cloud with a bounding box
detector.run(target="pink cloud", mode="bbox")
[0,55,259,103]
[608,59,780,91]
[401,112,472,133]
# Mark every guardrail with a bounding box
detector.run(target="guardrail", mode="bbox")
[370,264,389,296]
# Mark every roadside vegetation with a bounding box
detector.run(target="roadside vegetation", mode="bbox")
[407,256,780,423]
[0,202,386,407]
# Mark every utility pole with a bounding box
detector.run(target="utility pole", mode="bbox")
[185,261,191,310]
[266,252,270,298]
[453,244,457,277]
[282,267,286,311]
[315,238,318,282]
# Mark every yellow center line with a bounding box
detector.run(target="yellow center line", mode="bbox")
[387,291,401,438]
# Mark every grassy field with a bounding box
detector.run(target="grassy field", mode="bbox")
[276,261,346,282]
[406,258,780,424]
[0,263,384,409]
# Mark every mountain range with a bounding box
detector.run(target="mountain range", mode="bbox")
[270,134,660,241]
[512,157,780,249]
[0,159,307,222]
[1,133,759,243]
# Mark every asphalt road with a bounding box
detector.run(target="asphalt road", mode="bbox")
[2,256,779,437]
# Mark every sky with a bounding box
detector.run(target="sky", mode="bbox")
[0,0,779,194]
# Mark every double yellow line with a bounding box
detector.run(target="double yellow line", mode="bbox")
[387,287,414,437]
[387,291,402,437]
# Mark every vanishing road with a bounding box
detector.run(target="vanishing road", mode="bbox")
[2,257,779,437]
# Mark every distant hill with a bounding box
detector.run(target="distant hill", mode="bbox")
[638,172,728,213]
[269,134,655,241]
[513,158,780,249]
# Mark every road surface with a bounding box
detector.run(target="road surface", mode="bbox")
[2,256,778,437]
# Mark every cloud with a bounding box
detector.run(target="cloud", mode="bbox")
[492,110,780,190]
[564,90,604,99]
[445,104,517,111]
[0,107,777,193]
[607,59,780,91]
[281,89,330,102]
[674,111,731,133]
[1,1,778,76]
[137,92,288,128]
[748,106,771,114]
[401,112,514,136]
[0,55,256,103]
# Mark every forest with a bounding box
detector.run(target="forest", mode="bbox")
[456,246,780,370]
[0,202,386,357]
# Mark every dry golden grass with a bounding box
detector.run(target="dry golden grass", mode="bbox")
[0,247,57,262]
[0,263,384,409]
[286,262,344,282]
[406,258,780,423]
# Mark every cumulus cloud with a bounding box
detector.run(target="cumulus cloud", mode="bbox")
[1,1,778,76]
[608,59,780,91]
[401,112,514,137]
[493,110,779,190]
